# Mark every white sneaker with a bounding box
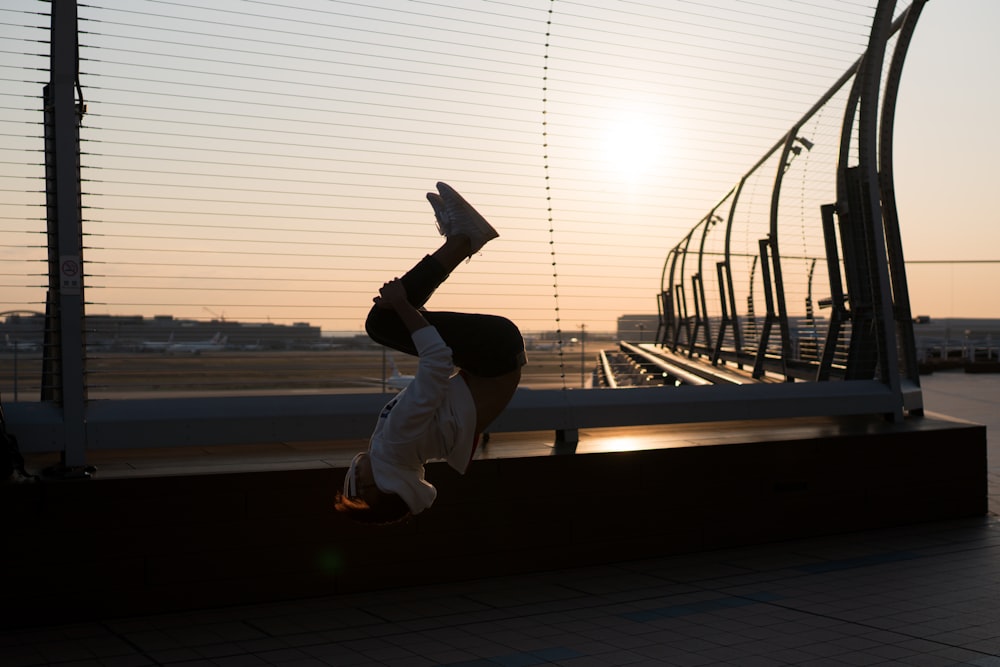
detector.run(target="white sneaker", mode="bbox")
[436,182,498,255]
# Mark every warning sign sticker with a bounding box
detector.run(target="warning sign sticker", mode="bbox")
[60,255,81,295]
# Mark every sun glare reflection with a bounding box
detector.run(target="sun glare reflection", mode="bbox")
[582,435,647,453]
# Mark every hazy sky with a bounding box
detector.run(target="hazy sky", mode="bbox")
[1,0,997,334]
[893,0,1000,318]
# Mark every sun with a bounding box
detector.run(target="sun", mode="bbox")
[600,109,671,183]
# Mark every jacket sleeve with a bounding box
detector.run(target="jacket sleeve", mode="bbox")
[379,326,453,445]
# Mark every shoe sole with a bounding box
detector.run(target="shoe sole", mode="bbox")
[426,192,449,236]
[436,182,499,248]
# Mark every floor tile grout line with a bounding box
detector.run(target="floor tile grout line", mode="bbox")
[738,595,1000,661]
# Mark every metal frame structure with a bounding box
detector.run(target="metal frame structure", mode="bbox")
[659,1,926,394]
[7,0,926,466]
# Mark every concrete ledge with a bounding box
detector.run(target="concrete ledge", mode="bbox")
[10,380,908,452]
[1,413,986,627]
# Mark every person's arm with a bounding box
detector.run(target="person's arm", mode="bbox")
[371,278,454,451]
[373,278,429,333]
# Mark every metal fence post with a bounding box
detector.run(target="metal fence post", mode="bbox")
[43,0,88,473]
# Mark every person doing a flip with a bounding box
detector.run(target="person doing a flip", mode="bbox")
[335,182,527,524]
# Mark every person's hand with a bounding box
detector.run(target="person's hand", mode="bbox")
[373,277,428,332]
[373,278,407,309]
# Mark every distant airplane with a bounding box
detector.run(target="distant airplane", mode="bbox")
[306,341,344,351]
[384,354,415,390]
[3,334,38,352]
[138,333,174,352]
[357,353,414,391]
[526,337,561,352]
[240,340,265,351]
[166,333,228,354]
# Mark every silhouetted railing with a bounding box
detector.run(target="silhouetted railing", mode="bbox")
[658,2,925,393]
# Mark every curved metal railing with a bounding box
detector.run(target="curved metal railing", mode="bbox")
[658,1,925,390]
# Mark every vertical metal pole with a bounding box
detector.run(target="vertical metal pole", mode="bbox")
[877,0,928,389]
[858,0,903,420]
[752,238,777,379]
[768,131,801,381]
[45,0,88,469]
[721,180,745,361]
[712,261,729,365]
[380,346,387,394]
[12,345,18,402]
[818,204,847,381]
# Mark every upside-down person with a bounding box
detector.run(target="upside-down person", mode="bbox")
[335,182,527,525]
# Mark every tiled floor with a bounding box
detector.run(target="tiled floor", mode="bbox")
[2,516,999,666]
[3,370,998,666]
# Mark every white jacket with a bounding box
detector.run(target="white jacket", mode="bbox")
[368,326,477,514]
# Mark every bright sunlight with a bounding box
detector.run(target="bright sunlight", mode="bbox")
[600,108,673,183]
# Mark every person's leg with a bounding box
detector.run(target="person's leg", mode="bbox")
[423,311,526,377]
[365,236,470,355]
[365,183,519,367]
[365,237,525,374]
[421,231,524,376]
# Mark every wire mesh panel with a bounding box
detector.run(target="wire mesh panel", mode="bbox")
[0,1,49,400]
[76,1,558,394]
[6,0,920,398]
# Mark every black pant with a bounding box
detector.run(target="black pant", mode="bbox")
[365,255,526,377]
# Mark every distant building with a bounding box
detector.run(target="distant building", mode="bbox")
[0,313,324,352]
[617,314,659,342]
